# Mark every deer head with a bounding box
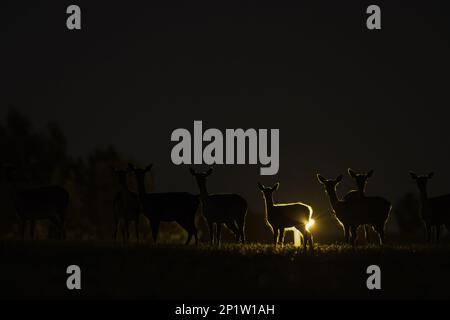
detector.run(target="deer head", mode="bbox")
[317,174,343,195]
[257,182,279,201]
[410,171,434,195]
[128,163,153,195]
[190,167,213,188]
[348,168,373,194]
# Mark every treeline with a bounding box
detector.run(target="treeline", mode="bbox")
[0,106,146,240]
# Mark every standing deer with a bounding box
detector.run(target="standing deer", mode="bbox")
[343,168,374,241]
[257,182,314,250]
[128,163,199,245]
[317,174,390,245]
[409,172,450,243]
[112,168,141,243]
[190,168,247,246]
[4,166,69,239]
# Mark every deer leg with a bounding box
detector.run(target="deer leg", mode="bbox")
[344,225,350,244]
[308,232,314,248]
[239,224,246,244]
[185,221,198,246]
[179,220,194,245]
[295,225,308,251]
[300,224,314,249]
[185,231,193,245]
[216,223,222,246]
[225,221,240,242]
[51,216,65,240]
[273,228,279,246]
[208,222,214,245]
[135,219,140,242]
[372,225,382,245]
[426,223,432,243]
[377,224,385,245]
[303,233,308,252]
[365,225,371,243]
[113,220,118,242]
[194,227,198,246]
[278,228,285,246]
[120,221,126,244]
[183,218,198,246]
[350,225,357,246]
[151,220,160,243]
[30,220,36,240]
[436,224,441,243]
[237,216,246,243]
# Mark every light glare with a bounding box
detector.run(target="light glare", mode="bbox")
[306,218,315,233]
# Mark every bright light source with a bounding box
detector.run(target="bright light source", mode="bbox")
[305,218,315,233]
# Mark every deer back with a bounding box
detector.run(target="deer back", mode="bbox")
[268,202,312,228]
[140,192,199,222]
[338,196,390,226]
[201,193,247,222]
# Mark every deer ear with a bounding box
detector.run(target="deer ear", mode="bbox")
[348,168,356,178]
[145,164,153,172]
[409,171,418,180]
[128,163,135,171]
[336,175,343,183]
[257,182,264,190]
[367,169,374,177]
[272,182,280,191]
[189,168,196,175]
[428,172,434,179]
[317,174,326,184]
[206,168,213,176]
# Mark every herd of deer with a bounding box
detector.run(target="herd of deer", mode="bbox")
[3,164,450,249]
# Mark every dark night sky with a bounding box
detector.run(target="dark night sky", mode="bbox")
[2,0,450,219]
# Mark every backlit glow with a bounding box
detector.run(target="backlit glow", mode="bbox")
[306,218,315,233]
[286,227,302,247]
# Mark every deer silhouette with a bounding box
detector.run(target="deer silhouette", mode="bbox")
[112,168,141,243]
[343,168,375,242]
[317,174,390,245]
[258,182,314,250]
[128,163,199,245]
[344,169,374,199]
[4,166,69,239]
[409,172,450,243]
[190,168,247,246]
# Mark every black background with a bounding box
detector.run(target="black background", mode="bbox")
[2,0,450,229]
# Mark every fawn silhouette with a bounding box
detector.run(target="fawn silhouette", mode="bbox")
[112,168,141,243]
[343,168,377,242]
[190,168,247,246]
[317,174,390,245]
[410,172,450,242]
[4,166,69,239]
[128,163,199,245]
[258,182,314,250]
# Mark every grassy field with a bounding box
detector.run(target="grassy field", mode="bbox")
[1,241,450,300]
